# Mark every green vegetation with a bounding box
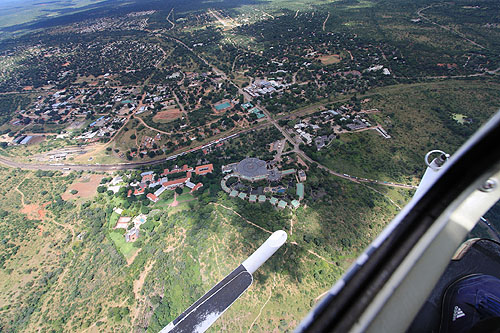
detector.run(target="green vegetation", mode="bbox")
[305,80,500,182]
[108,231,138,259]
[0,0,499,331]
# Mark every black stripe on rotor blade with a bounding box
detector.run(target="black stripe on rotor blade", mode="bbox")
[161,264,253,333]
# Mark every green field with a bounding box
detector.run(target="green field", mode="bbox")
[109,230,138,259]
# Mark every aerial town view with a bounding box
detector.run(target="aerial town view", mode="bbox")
[0,0,499,331]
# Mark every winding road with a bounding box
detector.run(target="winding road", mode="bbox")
[0,29,417,190]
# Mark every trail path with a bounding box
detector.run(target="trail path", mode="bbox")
[248,274,276,332]
[213,203,334,265]
[322,12,330,31]
[136,116,172,135]
[212,203,272,234]
[416,3,486,49]
[166,8,175,30]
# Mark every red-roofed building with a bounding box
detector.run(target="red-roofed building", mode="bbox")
[160,164,193,176]
[141,174,154,183]
[190,183,204,193]
[195,164,213,175]
[147,193,159,203]
[161,177,188,189]
[134,187,145,196]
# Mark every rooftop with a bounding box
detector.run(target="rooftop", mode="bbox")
[235,157,268,179]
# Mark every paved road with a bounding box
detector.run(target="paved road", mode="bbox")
[0,32,417,190]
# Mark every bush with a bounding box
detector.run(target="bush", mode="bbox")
[70,189,78,195]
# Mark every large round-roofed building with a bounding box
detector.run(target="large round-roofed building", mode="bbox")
[234,157,269,181]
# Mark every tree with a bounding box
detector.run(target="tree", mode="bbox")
[175,187,183,195]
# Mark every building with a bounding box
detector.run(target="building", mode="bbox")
[229,190,239,197]
[134,187,145,196]
[115,216,131,229]
[161,177,189,189]
[190,183,203,193]
[258,195,267,203]
[234,157,269,181]
[125,227,139,242]
[298,170,307,182]
[154,186,167,197]
[249,194,257,203]
[195,164,214,175]
[270,197,279,206]
[238,192,247,200]
[277,200,288,209]
[291,200,300,209]
[147,193,159,203]
[19,136,33,145]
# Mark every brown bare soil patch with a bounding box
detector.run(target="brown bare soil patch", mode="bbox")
[21,204,41,219]
[62,174,104,200]
[319,54,341,65]
[38,224,44,236]
[153,108,181,123]
[23,86,33,91]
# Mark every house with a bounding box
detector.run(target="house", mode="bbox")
[238,192,247,200]
[249,194,257,203]
[147,193,159,203]
[134,187,145,196]
[258,195,266,203]
[229,190,239,197]
[125,227,139,242]
[270,197,279,206]
[115,216,131,229]
[141,171,155,183]
[195,163,213,175]
[113,207,123,215]
[277,200,288,209]
[291,200,300,209]
[298,170,307,182]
